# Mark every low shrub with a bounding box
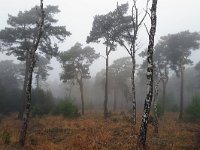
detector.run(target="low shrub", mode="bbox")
[156,103,164,117]
[31,89,54,117]
[186,95,200,120]
[1,130,11,144]
[53,98,79,118]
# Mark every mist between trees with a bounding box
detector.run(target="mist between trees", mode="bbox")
[0,0,200,149]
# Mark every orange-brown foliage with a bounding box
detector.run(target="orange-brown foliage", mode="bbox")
[0,113,199,150]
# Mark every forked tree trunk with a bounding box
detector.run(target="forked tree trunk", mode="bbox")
[19,0,44,146]
[104,46,109,119]
[179,68,184,119]
[137,0,158,149]
[117,0,148,132]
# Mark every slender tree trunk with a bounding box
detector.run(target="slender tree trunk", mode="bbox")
[19,0,44,146]
[179,69,184,119]
[68,86,72,98]
[19,51,36,146]
[153,79,160,134]
[137,0,158,149]
[131,55,136,135]
[18,52,29,120]
[36,71,40,90]
[162,81,166,114]
[104,46,109,119]
[113,88,117,112]
[79,78,84,115]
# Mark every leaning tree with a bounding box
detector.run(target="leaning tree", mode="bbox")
[59,42,99,115]
[137,0,158,149]
[140,41,171,115]
[161,30,200,119]
[19,0,45,145]
[0,2,71,119]
[87,3,130,119]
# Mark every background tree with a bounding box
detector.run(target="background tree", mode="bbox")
[87,3,130,119]
[161,31,200,119]
[0,60,22,89]
[116,0,149,133]
[31,89,54,117]
[195,61,200,87]
[34,55,53,89]
[109,57,132,111]
[154,43,170,114]
[0,60,22,114]
[0,3,71,119]
[137,0,158,149]
[59,42,99,115]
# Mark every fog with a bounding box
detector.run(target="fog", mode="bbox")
[0,0,199,107]
[0,0,200,81]
[0,0,200,149]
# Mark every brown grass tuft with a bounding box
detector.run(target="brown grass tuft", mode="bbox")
[0,112,199,149]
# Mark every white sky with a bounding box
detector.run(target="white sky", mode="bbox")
[0,0,200,82]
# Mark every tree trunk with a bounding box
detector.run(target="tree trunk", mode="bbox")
[162,81,166,114]
[68,86,72,98]
[131,55,136,135]
[36,70,40,90]
[79,78,84,115]
[19,0,44,146]
[18,52,29,120]
[19,51,36,146]
[153,79,160,134]
[104,46,109,119]
[179,69,184,119]
[137,0,158,149]
[113,88,117,112]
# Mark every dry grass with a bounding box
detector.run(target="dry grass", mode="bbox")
[0,112,199,150]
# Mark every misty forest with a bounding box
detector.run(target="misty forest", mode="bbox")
[0,0,200,149]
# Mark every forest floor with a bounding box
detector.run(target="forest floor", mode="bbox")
[0,112,200,150]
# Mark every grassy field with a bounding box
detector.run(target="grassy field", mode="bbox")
[0,112,199,150]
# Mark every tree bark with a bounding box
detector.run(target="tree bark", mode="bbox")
[19,0,44,146]
[79,78,84,115]
[104,46,109,119]
[19,51,36,146]
[131,55,136,135]
[179,68,184,119]
[18,52,29,120]
[153,78,160,134]
[113,88,117,112]
[36,70,40,90]
[137,0,158,149]
[162,81,166,114]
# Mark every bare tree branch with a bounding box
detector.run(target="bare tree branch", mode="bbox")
[138,0,150,27]
[144,23,150,36]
